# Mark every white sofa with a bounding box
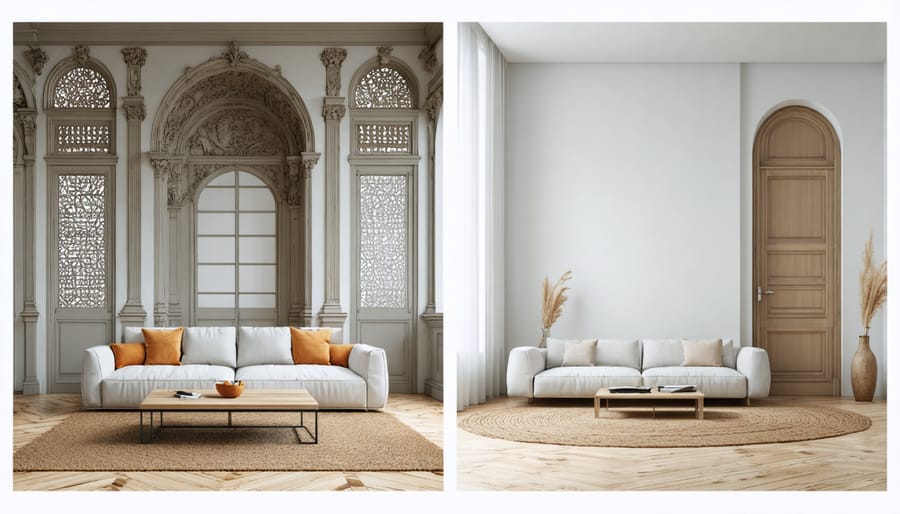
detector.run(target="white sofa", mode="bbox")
[507,338,771,401]
[82,326,389,410]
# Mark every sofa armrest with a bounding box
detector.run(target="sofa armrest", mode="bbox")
[82,345,115,408]
[506,346,548,398]
[736,346,771,399]
[348,344,389,410]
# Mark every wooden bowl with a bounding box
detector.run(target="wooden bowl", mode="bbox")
[215,381,245,398]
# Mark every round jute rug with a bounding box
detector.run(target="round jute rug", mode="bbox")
[458,404,871,448]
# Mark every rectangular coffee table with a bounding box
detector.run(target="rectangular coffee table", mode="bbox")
[594,387,704,419]
[139,389,319,444]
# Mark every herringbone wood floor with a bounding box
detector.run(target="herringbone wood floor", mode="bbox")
[13,393,443,491]
[457,396,886,491]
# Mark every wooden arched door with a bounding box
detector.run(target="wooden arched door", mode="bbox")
[753,105,841,396]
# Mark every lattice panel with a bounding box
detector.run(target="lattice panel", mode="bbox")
[57,175,107,308]
[359,175,408,309]
[357,124,411,153]
[52,67,111,109]
[56,124,111,153]
[353,67,413,109]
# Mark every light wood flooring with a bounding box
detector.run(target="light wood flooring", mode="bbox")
[13,393,442,491]
[457,396,886,491]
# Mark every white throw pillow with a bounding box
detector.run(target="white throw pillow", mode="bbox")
[721,338,736,369]
[595,339,641,369]
[641,339,684,369]
[182,327,237,368]
[237,327,293,367]
[681,338,723,366]
[561,339,598,367]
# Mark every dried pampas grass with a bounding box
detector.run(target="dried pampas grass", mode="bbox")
[542,271,572,332]
[860,231,887,337]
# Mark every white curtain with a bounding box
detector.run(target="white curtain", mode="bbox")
[457,23,506,411]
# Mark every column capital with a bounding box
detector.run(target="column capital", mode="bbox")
[321,48,347,96]
[149,155,170,178]
[15,109,37,132]
[322,102,346,121]
[122,100,146,122]
[424,86,443,122]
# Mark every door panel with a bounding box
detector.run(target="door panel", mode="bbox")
[352,167,417,393]
[753,106,840,396]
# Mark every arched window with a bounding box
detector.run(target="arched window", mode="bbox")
[352,66,414,109]
[195,169,278,326]
[43,47,118,392]
[348,52,420,392]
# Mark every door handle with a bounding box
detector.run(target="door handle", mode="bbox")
[756,286,775,302]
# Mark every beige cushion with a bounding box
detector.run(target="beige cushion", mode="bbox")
[561,339,597,367]
[681,338,723,366]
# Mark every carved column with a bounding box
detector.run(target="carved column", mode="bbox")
[149,155,170,326]
[286,156,304,326]
[118,47,149,334]
[17,109,41,394]
[319,48,349,328]
[423,86,442,315]
[301,153,320,326]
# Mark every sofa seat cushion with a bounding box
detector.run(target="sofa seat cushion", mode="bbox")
[100,364,235,408]
[641,366,747,398]
[534,366,642,398]
[236,365,367,409]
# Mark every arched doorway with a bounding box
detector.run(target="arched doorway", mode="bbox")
[752,105,841,396]
[195,168,278,326]
[149,45,319,327]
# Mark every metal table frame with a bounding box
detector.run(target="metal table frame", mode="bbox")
[139,408,318,444]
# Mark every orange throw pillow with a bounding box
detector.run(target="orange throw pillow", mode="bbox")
[143,327,184,365]
[110,343,145,369]
[290,327,331,365]
[329,344,355,367]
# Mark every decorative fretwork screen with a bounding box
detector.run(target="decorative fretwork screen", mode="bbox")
[56,174,107,308]
[46,64,116,154]
[358,175,409,308]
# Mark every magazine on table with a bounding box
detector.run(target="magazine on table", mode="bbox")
[607,386,652,393]
[658,385,697,393]
[174,390,202,399]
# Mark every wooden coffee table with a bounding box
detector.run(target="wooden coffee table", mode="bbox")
[139,389,319,444]
[594,387,704,419]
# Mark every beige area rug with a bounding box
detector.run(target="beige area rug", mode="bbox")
[14,411,442,472]
[459,403,871,448]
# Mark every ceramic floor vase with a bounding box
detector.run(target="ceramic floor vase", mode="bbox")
[850,335,877,401]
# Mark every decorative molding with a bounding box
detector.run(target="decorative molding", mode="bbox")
[186,109,287,157]
[149,156,170,179]
[73,44,90,65]
[322,103,346,121]
[123,102,146,121]
[222,41,249,67]
[320,47,347,97]
[121,47,147,96]
[14,75,28,108]
[15,22,438,46]
[25,46,48,76]
[155,66,308,155]
[377,46,393,65]
[16,110,37,133]
[418,44,437,74]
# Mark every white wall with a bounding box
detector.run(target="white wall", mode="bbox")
[740,63,886,398]
[13,41,436,393]
[505,64,742,350]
